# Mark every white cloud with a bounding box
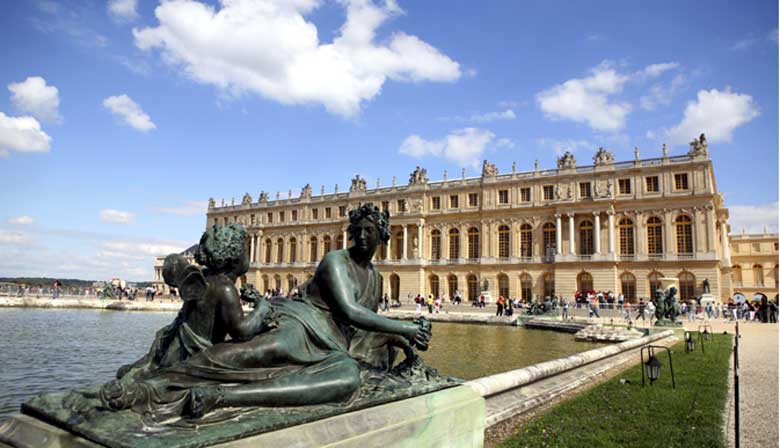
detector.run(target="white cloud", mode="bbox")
[728,202,779,234]
[637,62,679,79]
[8,216,34,225]
[399,128,496,168]
[157,200,208,216]
[102,94,156,132]
[8,76,61,123]
[0,112,51,155]
[0,229,32,245]
[536,137,593,156]
[496,138,515,149]
[471,109,516,123]
[660,88,759,145]
[99,209,135,224]
[102,240,186,256]
[133,0,460,118]
[640,73,687,111]
[536,62,631,131]
[108,0,138,22]
[731,34,760,51]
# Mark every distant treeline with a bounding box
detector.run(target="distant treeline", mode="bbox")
[0,277,153,288]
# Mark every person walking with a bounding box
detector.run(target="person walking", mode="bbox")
[426,294,434,314]
[496,295,505,316]
[562,300,569,320]
[647,300,656,325]
[635,299,646,324]
[415,294,422,314]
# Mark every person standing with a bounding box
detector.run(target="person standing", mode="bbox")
[496,295,505,316]
[426,294,434,314]
[647,300,656,325]
[635,299,646,323]
[415,294,422,314]
[562,300,569,320]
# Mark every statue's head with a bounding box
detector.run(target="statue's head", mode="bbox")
[668,286,677,297]
[348,203,390,254]
[195,224,248,275]
[162,254,190,287]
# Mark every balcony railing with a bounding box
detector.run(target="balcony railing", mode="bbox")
[619,254,636,261]
[676,253,695,260]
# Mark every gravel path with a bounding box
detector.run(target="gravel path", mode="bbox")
[686,321,778,448]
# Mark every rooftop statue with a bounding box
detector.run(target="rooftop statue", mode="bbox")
[300,183,313,199]
[688,133,708,157]
[241,192,252,205]
[557,151,576,169]
[408,166,428,185]
[258,191,269,203]
[593,147,615,166]
[481,160,498,177]
[208,197,215,209]
[23,205,455,447]
[349,174,366,192]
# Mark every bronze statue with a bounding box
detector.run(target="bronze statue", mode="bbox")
[654,286,682,326]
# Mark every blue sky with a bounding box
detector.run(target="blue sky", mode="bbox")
[0,0,777,281]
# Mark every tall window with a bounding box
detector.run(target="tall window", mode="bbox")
[619,218,635,255]
[732,266,743,285]
[431,196,441,210]
[543,185,554,200]
[679,271,695,300]
[648,272,663,298]
[430,275,440,298]
[520,273,533,302]
[645,176,659,192]
[395,232,404,259]
[467,227,481,259]
[579,182,592,198]
[675,216,693,254]
[775,265,779,288]
[520,224,533,257]
[674,173,689,190]
[647,217,663,255]
[323,235,332,254]
[289,238,297,263]
[498,274,509,298]
[274,275,281,291]
[579,220,594,255]
[337,234,344,250]
[468,193,479,207]
[753,265,765,287]
[310,236,318,261]
[498,189,509,204]
[264,238,272,263]
[578,272,593,292]
[325,207,332,219]
[543,222,556,256]
[449,195,459,208]
[520,187,531,202]
[312,208,319,220]
[262,275,269,292]
[620,272,636,301]
[449,228,460,259]
[292,210,298,221]
[287,275,297,293]
[397,200,406,212]
[448,275,458,298]
[543,273,555,298]
[618,178,631,195]
[279,211,285,222]
[498,225,510,259]
[467,274,478,301]
[276,238,284,263]
[430,230,441,260]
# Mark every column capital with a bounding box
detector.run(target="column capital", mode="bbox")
[566,212,575,218]
[592,211,601,217]
[554,213,562,219]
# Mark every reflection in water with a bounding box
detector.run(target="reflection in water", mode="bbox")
[0,309,601,418]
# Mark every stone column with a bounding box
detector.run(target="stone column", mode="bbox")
[417,223,423,259]
[608,211,615,255]
[664,210,674,258]
[386,230,392,260]
[403,225,408,260]
[694,208,704,253]
[510,221,518,257]
[721,221,731,267]
[250,236,255,263]
[706,207,716,253]
[593,212,601,255]
[343,229,348,250]
[635,212,646,255]
[555,214,562,256]
[568,213,575,255]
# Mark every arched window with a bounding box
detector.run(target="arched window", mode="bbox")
[753,264,765,287]
[262,275,269,293]
[431,230,442,260]
[264,238,272,263]
[468,227,480,259]
[289,237,297,263]
[389,274,400,302]
[394,232,404,259]
[675,215,693,254]
[310,236,318,262]
[287,275,297,293]
[520,273,533,302]
[648,271,663,299]
[323,235,332,254]
[430,275,440,298]
[337,234,344,250]
[647,217,663,255]
[620,272,636,301]
[543,273,555,299]
[520,223,533,258]
[276,238,284,263]
[448,275,458,298]
[579,220,594,255]
[543,222,556,256]
[467,274,478,301]
[775,265,779,288]
[449,229,460,260]
[678,271,695,301]
[619,218,634,256]
[274,274,282,291]
[578,272,593,292]
[498,273,509,298]
[498,225,510,259]
[732,266,743,286]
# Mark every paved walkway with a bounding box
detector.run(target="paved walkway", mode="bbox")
[684,321,778,448]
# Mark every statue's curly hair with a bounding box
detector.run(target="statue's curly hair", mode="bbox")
[348,203,391,243]
[194,223,247,272]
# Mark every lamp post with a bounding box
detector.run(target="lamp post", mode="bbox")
[685,331,695,353]
[640,345,675,388]
[699,324,713,341]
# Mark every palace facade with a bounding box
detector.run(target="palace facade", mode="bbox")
[204,135,739,303]
[729,232,779,301]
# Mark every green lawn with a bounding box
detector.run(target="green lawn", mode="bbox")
[500,333,733,448]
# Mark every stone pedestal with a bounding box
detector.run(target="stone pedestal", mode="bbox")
[0,386,485,448]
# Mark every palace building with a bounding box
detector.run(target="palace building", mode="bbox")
[201,134,754,304]
[728,232,779,302]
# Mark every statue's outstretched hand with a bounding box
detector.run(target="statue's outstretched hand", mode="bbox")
[240,284,262,305]
[410,317,432,351]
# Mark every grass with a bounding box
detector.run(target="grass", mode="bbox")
[500,333,733,448]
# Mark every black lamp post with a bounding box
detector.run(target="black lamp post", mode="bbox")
[699,324,713,341]
[685,331,695,353]
[640,345,675,388]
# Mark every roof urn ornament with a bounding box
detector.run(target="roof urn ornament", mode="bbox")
[408,166,429,185]
[557,151,576,169]
[349,174,366,193]
[593,147,615,166]
[481,160,498,177]
[688,133,708,157]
